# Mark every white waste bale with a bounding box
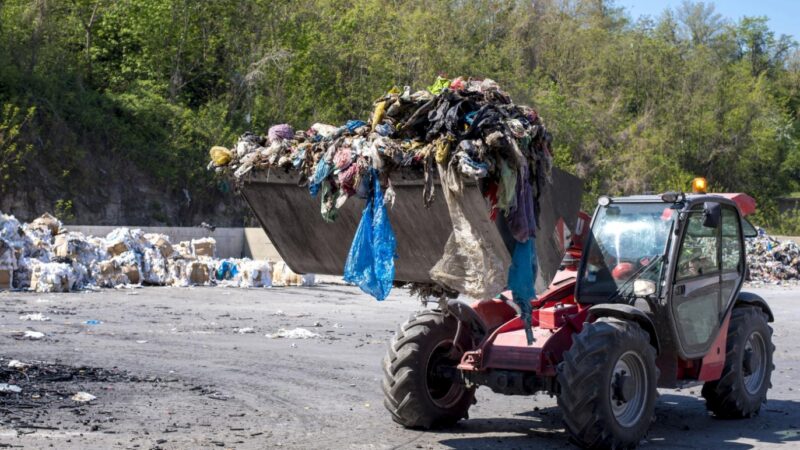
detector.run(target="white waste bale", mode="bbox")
[141,247,170,285]
[30,261,77,293]
[240,260,272,288]
[168,259,191,287]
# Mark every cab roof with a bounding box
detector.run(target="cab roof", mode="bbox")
[608,193,756,217]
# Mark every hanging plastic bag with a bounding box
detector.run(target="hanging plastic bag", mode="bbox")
[343,170,397,301]
[507,239,537,345]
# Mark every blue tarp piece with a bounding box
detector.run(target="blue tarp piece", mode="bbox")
[345,120,368,133]
[343,170,397,300]
[508,238,537,345]
[216,260,239,280]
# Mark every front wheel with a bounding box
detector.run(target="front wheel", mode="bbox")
[382,310,474,429]
[702,306,775,418]
[558,317,658,449]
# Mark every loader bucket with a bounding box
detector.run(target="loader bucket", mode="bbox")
[240,167,583,291]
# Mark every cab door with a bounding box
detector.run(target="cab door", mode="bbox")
[670,205,723,358]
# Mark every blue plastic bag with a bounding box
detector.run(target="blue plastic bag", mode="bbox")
[343,170,397,300]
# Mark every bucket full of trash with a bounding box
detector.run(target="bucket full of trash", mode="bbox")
[209,77,584,301]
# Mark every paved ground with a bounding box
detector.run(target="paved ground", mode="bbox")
[0,284,798,449]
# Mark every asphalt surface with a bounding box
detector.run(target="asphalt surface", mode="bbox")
[0,284,798,449]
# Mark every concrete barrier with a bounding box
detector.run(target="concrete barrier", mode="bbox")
[69,226,280,261]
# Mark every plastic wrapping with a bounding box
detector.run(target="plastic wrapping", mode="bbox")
[343,171,397,300]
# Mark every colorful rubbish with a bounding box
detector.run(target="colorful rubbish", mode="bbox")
[746,228,800,283]
[210,76,554,302]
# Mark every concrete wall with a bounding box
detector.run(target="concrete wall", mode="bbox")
[69,226,281,261]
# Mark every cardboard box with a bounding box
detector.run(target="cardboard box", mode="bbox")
[0,269,12,290]
[107,241,129,256]
[188,261,209,285]
[154,237,173,258]
[122,264,140,284]
[192,241,215,257]
[98,260,116,277]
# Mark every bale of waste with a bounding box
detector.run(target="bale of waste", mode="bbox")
[30,262,76,293]
[240,260,272,288]
[188,260,211,285]
[272,261,303,286]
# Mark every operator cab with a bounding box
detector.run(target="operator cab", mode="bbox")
[577,188,758,359]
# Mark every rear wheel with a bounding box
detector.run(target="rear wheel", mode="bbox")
[702,307,774,418]
[382,310,474,428]
[558,317,657,449]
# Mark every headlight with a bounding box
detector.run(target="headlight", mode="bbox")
[633,279,656,297]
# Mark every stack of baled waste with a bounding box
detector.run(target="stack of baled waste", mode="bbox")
[210,76,553,337]
[0,212,303,292]
[746,228,800,283]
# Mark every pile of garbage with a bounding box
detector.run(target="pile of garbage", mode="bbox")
[746,228,800,283]
[0,212,308,292]
[210,76,552,323]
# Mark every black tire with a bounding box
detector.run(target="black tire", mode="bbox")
[702,306,775,419]
[558,317,658,449]
[382,310,475,429]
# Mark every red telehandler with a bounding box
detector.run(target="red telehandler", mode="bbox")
[381,183,774,449]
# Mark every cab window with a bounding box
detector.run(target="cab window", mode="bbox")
[676,211,720,280]
[721,207,742,272]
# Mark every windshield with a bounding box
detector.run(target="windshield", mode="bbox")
[578,202,675,301]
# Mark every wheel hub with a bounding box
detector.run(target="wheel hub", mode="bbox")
[426,339,465,409]
[743,348,754,376]
[609,351,648,428]
[743,331,767,395]
[613,371,636,404]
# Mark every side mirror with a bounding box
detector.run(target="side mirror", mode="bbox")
[703,202,721,228]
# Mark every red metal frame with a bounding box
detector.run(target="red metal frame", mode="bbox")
[459,272,589,376]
